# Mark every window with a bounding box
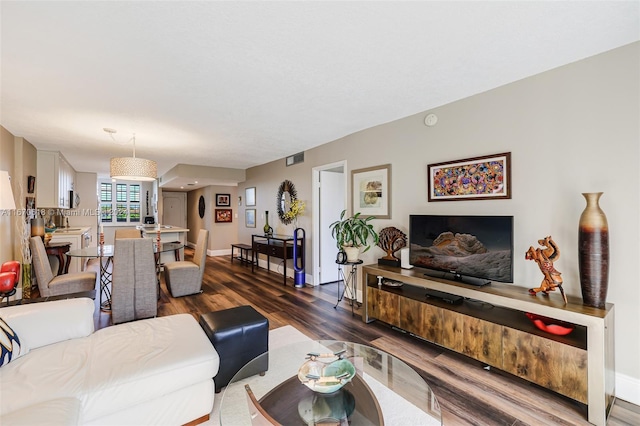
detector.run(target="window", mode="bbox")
[100,182,141,223]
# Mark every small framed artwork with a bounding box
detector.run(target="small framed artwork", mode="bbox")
[245,187,256,206]
[25,197,35,213]
[27,176,35,194]
[215,209,232,223]
[427,152,511,202]
[351,164,391,219]
[216,193,231,207]
[245,209,256,228]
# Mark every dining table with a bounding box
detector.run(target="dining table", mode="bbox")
[67,241,184,312]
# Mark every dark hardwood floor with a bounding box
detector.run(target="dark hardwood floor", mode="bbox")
[94,249,639,426]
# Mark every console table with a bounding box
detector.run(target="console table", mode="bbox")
[362,264,615,426]
[251,234,304,286]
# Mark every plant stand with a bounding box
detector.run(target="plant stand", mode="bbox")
[334,260,363,316]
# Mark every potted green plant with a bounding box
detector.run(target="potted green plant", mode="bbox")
[329,210,379,262]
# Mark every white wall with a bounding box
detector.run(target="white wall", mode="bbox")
[238,42,640,400]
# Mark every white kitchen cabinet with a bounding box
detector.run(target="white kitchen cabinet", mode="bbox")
[37,151,75,208]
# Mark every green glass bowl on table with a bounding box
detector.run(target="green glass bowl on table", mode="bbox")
[298,351,356,394]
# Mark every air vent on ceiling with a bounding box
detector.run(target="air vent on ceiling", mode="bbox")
[286,152,304,167]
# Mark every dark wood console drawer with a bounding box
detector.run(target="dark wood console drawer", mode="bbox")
[253,241,294,259]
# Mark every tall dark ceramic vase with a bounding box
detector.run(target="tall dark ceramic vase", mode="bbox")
[578,192,609,308]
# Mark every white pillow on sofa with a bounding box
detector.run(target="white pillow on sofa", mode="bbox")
[0,298,94,352]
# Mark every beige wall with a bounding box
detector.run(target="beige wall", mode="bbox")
[0,127,16,264]
[238,43,640,391]
[1,130,37,301]
[0,130,37,264]
[186,185,238,252]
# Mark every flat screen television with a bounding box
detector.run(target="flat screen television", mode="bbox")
[409,215,513,286]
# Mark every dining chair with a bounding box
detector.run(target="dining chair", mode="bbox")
[111,237,157,324]
[164,229,208,297]
[29,237,96,297]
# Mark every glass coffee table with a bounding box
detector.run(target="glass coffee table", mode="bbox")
[220,340,441,425]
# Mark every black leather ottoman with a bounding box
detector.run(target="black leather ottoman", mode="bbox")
[199,305,269,393]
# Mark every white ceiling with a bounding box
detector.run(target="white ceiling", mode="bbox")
[2,1,638,190]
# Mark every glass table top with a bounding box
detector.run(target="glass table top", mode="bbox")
[220,339,441,425]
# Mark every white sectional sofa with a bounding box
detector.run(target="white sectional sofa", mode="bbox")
[0,298,219,425]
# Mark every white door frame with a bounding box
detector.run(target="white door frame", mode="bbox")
[312,160,347,287]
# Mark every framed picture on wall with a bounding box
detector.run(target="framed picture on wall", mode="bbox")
[215,209,232,223]
[25,197,35,214]
[427,152,511,201]
[245,187,256,206]
[351,164,391,219]
[27,176,35,194]
[216,193,231,207]
[245,209,256,228]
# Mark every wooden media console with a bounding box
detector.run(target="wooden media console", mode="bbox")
[362,264,615,426]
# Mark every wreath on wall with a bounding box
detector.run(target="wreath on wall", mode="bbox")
[276,179,297,225]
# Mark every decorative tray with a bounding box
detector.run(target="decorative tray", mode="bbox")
[382,278,404,287]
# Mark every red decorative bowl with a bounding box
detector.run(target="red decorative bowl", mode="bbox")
[525,312,575,336]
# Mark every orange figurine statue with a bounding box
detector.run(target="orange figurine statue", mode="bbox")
[525,236,567,304]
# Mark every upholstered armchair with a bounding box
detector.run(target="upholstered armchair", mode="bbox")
[30,237,96,298]
[111,237,157,324]
[164,229,209,297]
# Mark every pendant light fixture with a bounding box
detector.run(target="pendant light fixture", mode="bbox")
[107,129,157,181]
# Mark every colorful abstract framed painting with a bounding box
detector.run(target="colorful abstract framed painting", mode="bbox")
[351,164,391,219]
[215,209,232,223]
[428,152,511,202]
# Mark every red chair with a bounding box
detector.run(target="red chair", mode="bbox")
[0,261,20,305]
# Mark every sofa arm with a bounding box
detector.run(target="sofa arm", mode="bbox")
[0,298,95,350]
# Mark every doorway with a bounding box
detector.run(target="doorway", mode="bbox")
[162,192,187,228]
[312,161,347,286]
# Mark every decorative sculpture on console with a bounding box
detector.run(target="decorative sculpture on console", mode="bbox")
[525,236,567,304]
[377,227,407,267]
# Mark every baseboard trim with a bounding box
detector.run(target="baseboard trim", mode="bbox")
[207,248,231,257]
[616,372,640,406]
